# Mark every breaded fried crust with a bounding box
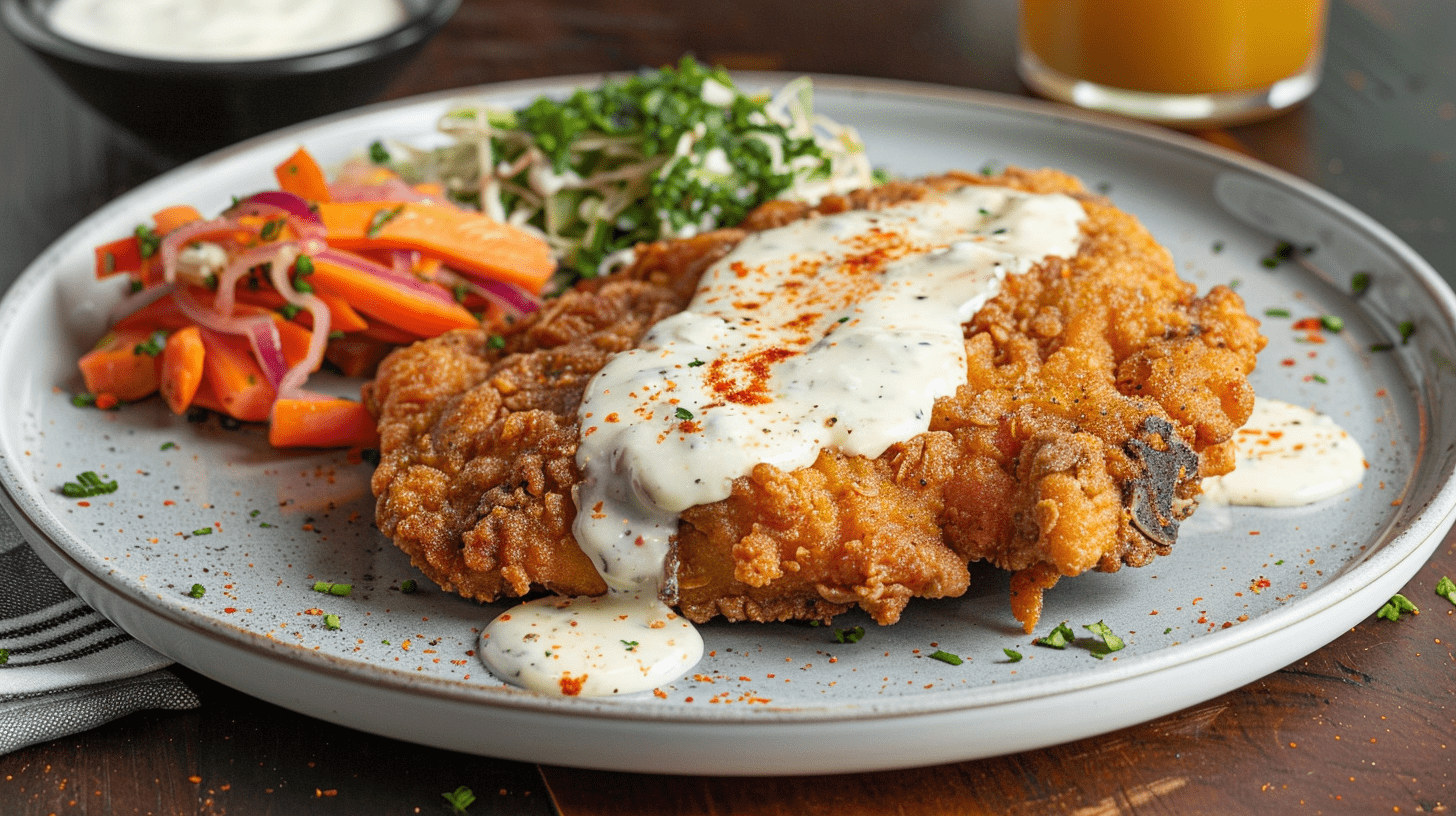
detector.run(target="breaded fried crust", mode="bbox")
[364,168,1265,632]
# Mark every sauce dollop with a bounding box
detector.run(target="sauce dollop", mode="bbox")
[48,0,406,62]
[1201,397,1366,506]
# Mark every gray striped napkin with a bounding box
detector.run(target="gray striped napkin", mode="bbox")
[0,508,198,754]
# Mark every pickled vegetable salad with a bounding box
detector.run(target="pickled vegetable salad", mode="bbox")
[385,58,876,277]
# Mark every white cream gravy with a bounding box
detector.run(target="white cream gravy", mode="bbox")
[1201,397,1366,507]
[481,184,1087,695]
[48,0,406,62]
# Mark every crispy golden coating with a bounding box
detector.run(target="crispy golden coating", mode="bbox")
[364,169,1265,632]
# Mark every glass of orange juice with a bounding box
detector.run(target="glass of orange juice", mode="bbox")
[1018,0,1329,127]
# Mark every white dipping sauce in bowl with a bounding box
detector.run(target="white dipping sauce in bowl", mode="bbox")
[47,0,407,61]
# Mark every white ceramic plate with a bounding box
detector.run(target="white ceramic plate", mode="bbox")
[3,75,1455,776]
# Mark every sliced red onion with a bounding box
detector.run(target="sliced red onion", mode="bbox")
[159,218,240,284]
[106,281,176,327]
[241,190,321,224]
[244,320,289,389]
[439,267,543,317]
[314,248,459,308]
[265,246,331,403]
[226,200,328,243]
[213,243,296,318]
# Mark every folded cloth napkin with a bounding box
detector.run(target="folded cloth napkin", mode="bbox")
[0,508,198,754]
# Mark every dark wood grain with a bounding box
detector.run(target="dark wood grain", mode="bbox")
[4,2,1456,814]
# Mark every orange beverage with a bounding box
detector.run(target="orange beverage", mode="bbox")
[1018,0,1328,125]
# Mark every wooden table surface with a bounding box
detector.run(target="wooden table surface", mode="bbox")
[3,1,1456,813]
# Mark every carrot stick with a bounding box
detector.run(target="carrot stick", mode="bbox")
[308,255,479,337]
[269,398,379,449]
[196,328,276,422]
[356,320,427,344]
[316,201,555,293]
[152,205,204,235]
[160,326,205,414]
[78,328,165,401]
[275,147,332,203]
[190,377,228,414]
[95,236,142,279]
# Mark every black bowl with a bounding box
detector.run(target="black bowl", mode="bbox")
[2,0,459,157]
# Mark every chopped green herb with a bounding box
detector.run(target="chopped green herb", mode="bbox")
[1370,342,1395,352]
[871,167,892,186]
[1212,240,1224,253]
[1083,621,1125,659]
[328,330,345,340]
[687,358,706,367]
[249,509,260,517]
[366,204,405,238]
[1435,575,1456,605]
[486,334,506,350]
[1320,314,1345,332]
[61,471,118,498]
[277,303,301,320]
[928,649,963,665]
[675,407,694,421]
[188,584,206,598]
[452,282,469,303]
[191,527,213,536]
[1260,256,1280,269]
[1228,278,1243,289]
[129,278,144,293]
[837,316,850,323]
[1376,593,1418,621]
[833,626,865,644]
[442,785,476,813]
[369,140,391,164]
[1264,308,1291,318]
[1163,627,1172,635]
[979,160,1001,176]
[622,640,639,651]
[0,648,8,665]
[382,639,391,645]
[312,581,353,597]
[1035,621,1075,649]
[72,393,98,408]
[135,225,161,259]
[401,579,417,593]
[291,275,314,294]
[160,441,177,451]
[293,254,314,277]
[258,522,274,529]
[1311,373,1328,384]
[1275,559,1285,565]
[259,217,286,241]
[1003,648,1022,663]
[1351,271,1371,294]
[1399,320,1416,344]
[324,613,342,630]
[132,330,168,357]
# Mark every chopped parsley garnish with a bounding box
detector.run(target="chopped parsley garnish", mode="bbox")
[1264,308,1291,318]
[71,393,98,408]
[1351,271,1371,294]
[1376,593,1418,621]
[674,407,694,421]
[1212,240,1224,253]
[1399,320,1416,344]
[369,140,391,164]
[191,527,213,536]
[1370,343,1395,352]
[621,640,639,651]
[0,648,8,665]
[1003,648,1022,663]
[400,579,417,593]
[1311,373,1328,384]
[293,254,314,277]
[486,334,506,350]
[160,441,177,451]
[278,303,301,320]
[132,330,168,357]
[1034,621,1075,649]
[365,204,405,238]
[1435,576,1455,605]
[833,626,864,644]
[249,509,260,517]
[259,217,286,241]
[1163,627,1173,635]
[188,584,206,598]
[1083,621,1126,659]
[687,358,705,367]
[452,282,469,303]
[1320,314,1345,332]
[312,581,353,597]
[258,522,273,529]
[928,649,963,665]
[61,471,117,498]
[134,224,161,259]
[442,786,476,813]
[324,614,342,630]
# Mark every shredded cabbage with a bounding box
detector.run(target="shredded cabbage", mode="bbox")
[386,58,874,279]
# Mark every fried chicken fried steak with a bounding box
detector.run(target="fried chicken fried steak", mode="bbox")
[363,168,1265,633]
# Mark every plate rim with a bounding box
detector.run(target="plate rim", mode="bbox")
[3,73,1455,732]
